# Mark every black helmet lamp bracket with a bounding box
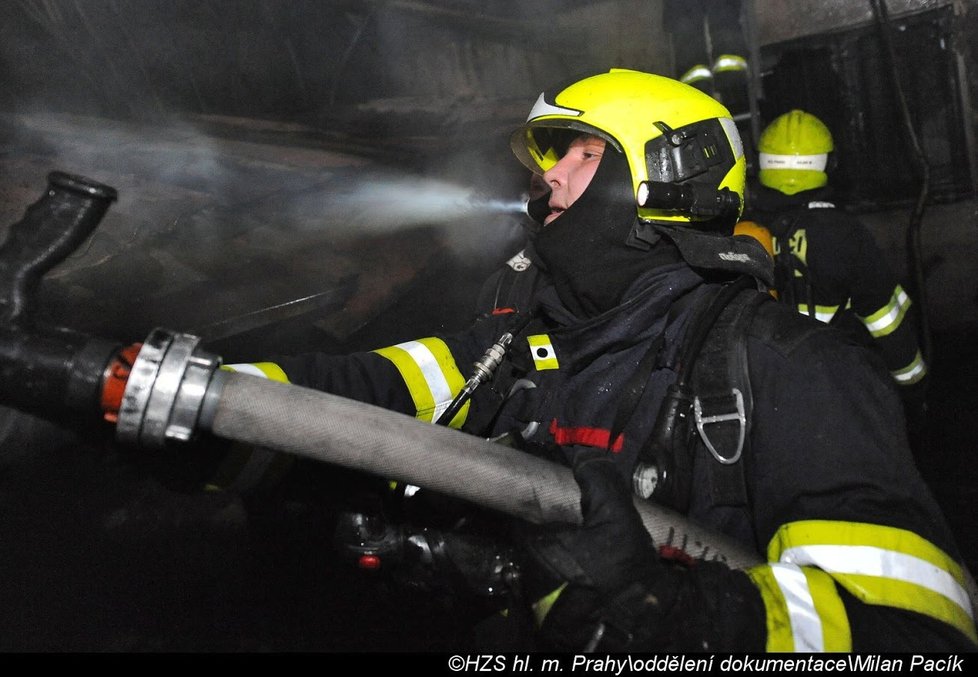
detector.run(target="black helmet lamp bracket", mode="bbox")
[630,118,742,243]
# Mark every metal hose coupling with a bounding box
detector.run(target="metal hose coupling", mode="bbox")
[469,331,516,387]
[109,328,221,449]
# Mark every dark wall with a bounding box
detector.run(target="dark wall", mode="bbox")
[0,0,666,128]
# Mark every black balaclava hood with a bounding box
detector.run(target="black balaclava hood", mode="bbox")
[532,143,682,318]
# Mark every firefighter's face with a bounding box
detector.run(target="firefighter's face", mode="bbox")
[542,134,606,226]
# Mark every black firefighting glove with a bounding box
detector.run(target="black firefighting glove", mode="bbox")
[519,453,666,651]
[518,452,768,652]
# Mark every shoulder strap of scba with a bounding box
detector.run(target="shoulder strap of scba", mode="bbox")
[688,284,769,508]
[637,276,775,512]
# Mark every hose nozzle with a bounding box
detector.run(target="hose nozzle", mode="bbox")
[0,172,122,421]
[0,172,117,327]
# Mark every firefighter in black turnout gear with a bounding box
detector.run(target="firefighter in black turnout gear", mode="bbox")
[223,70,977,651]
[745,110,929,406]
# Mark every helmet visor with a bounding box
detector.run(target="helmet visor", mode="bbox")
[511,122,621,175]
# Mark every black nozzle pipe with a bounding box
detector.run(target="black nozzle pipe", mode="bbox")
[0,172,122,423]
[0,326,121,420]
[0,171,117,327]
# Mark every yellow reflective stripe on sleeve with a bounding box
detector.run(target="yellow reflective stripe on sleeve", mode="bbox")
[796,304,840,324]
[222,362,291,383]
[748,564,796,651]
[768,520,977,643]
[713,54,749,73]
[748,564,852,652]
[532,582,567,627]
[766,564,833,652]
[374,338,468,427]
[680,64,713,84]
[860,285,911,338]
[783,547,976,642]
[804,564,852,650]
[527,334,559,371]
[892,350,927,385]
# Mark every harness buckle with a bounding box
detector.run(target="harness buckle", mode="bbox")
[693,388,746,465]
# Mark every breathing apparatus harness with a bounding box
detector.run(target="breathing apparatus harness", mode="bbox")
[769,201,851,326]
[771,212,815,315]
[631,274,767,516]
[334,260,775,624]
[456,266,770,519]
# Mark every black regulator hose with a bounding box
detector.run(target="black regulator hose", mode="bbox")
[434,311,534,427]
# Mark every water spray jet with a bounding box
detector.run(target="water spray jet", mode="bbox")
[319,174,529,232]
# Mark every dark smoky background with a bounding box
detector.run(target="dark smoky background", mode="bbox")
[0,0,976,652]
[0,0,673,652]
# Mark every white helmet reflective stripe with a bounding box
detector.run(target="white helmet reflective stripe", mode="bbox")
[524,93,584,122]
[759,152,829,172]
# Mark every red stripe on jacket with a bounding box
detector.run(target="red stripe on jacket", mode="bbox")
[549,418,624,453]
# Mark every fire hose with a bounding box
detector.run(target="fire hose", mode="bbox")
[2,172,976,612]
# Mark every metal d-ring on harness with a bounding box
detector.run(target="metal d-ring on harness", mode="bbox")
[694,388,745,465]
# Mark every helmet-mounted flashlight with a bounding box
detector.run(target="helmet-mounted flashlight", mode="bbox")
[636,180,741,220]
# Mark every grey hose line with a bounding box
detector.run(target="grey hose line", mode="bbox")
[207,371,763,570]
[206,373,978,621]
